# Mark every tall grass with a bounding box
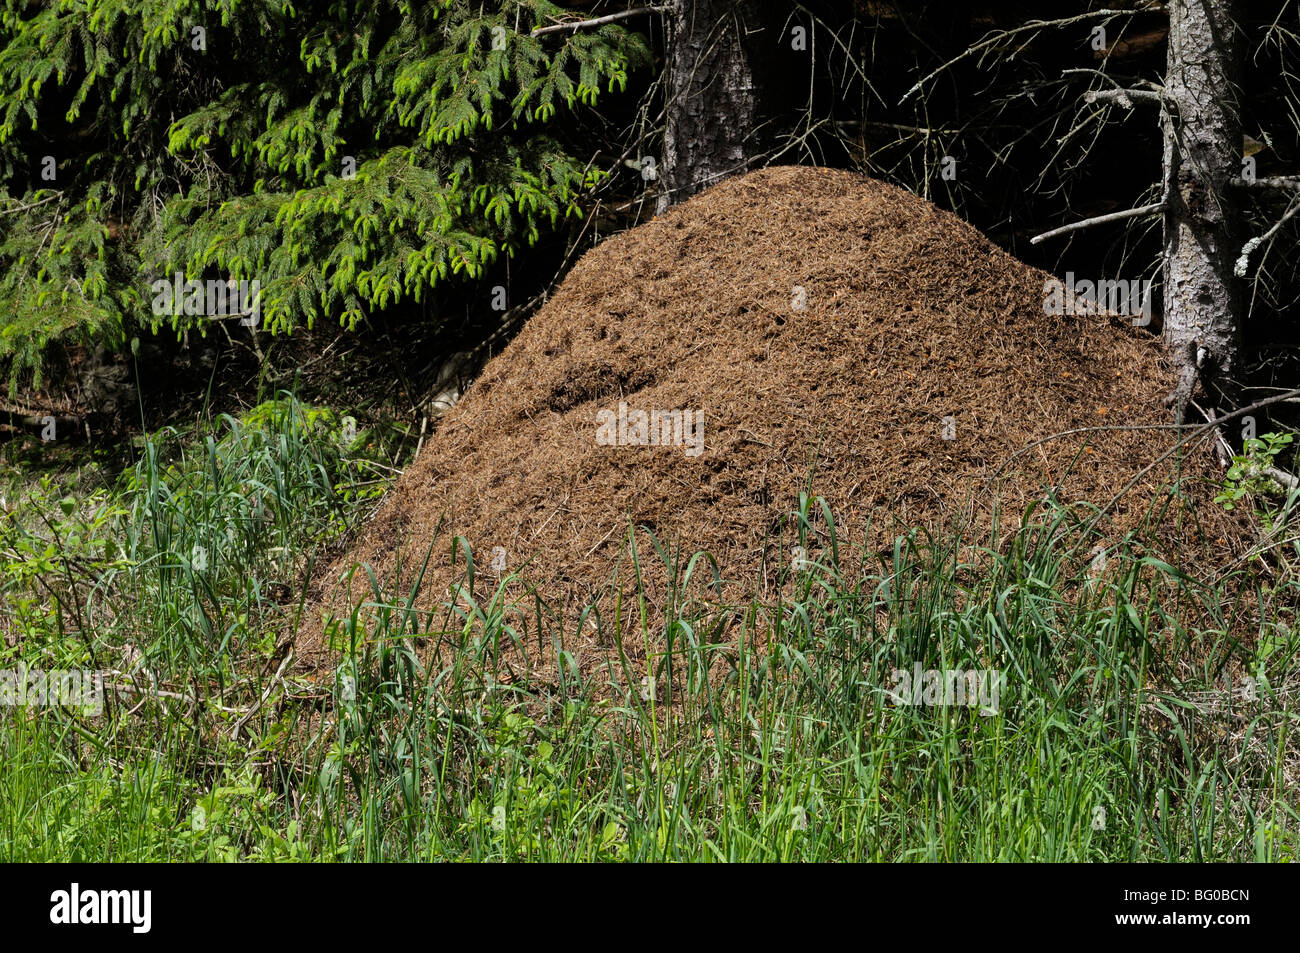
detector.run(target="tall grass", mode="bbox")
[1,397,1296,861]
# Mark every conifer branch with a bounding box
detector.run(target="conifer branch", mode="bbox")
[531,6,670,38]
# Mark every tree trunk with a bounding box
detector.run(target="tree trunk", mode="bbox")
[656,0,774,214]
[1162,0,1243,422]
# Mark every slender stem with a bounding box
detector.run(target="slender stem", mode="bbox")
[1230,175,1300,191]
[531,6,670,38]
[0,191,63,216]
[1029,202,1164,245]
[1082,89,1166,108]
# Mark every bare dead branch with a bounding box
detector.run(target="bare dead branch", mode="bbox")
[1235,194,1300,277]
[1082,88,1166,108]
[1197,401,1234,468]
[229,649,295,741]
[900,9,1143,105]
[1265,466,1300,491]
[1087,387,1300,544]
[1029,202,1164,245]
[1230,175,1300,190]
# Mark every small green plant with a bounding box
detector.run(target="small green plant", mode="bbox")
[1216,431,1296,524]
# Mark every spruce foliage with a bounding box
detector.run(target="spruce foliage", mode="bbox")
[0,1,651,387]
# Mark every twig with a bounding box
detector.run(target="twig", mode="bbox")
[840,120,962,136]
[412,414,428,462]
[1234,194,1300,277]
[985,385,1300,571]
[992,387,1300,491]
[1030,202,1164,244]
[0,192,63,216]
[104,681,193,703]
[531,5,670,37]
[1082,88,1166,109]
[1264,466,1300,491]
[900,10,1141,105]
[1230,175,1300,190]
[229,649,294,741]
[1082,387,1300,541]
[1210,472,1300,581]
[1194,399,1234,468]
[991,422,1204,482]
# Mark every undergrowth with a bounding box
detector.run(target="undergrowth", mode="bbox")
[1,396,1297,861]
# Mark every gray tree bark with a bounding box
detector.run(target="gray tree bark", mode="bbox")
[656,0,774,214]
[1162,0,1243,422]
